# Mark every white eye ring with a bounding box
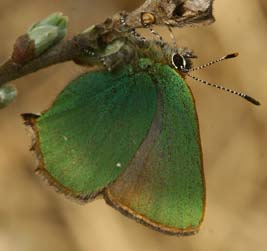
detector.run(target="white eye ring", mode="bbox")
[171,53,187,71]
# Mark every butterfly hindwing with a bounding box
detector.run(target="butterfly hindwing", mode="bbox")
[104,62,204,235]
[23,65,157,201]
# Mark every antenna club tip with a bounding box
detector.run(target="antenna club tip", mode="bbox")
[225,52,239,59]
[245,95,261,106]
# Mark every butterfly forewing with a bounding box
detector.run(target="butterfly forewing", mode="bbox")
[23,66,157,201]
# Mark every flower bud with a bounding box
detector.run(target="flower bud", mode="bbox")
[12,12,68,64]
[0,85,17,109]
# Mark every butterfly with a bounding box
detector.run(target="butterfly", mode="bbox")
[21,0,259,236]
[22,34,205,235]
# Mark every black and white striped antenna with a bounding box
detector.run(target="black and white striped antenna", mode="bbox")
[171,52,260,106]
[187,73,260,105]
[189,53,239,72]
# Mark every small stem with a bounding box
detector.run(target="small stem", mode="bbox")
[0,39,81,87]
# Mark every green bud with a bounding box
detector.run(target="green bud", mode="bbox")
[0,85,17,109]
[27,12,68,56]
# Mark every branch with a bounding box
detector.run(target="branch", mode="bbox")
[0,0,214,108]
[0,40,80,86]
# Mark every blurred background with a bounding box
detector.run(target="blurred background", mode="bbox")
[0,0,266,250]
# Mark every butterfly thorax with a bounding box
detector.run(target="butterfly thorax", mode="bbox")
[74,35,194,77]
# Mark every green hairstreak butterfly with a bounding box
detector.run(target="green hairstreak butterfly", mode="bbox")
[22,5,260,236]
[22,37,205,235]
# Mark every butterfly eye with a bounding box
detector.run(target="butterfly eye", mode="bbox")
[171,53,188,73]
[141,12,156,26]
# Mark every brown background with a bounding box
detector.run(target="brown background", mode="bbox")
[0,0,266,250]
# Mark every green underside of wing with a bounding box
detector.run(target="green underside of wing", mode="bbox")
[34,65,157,197]
[25,57,204,233]
[106,62,204,231]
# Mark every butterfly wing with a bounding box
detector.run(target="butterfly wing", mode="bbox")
[104,63,204,235]
[23,66,157,201]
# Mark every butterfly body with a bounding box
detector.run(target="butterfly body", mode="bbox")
[74,31,195,75]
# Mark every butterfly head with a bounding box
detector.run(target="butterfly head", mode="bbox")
[171,49,196,74]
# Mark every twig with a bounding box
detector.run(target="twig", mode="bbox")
[0,0,214,88]
[0,40,80,86]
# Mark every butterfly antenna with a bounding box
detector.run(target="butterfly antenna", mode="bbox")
[187,73,260,105]
[189,53,239,72]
